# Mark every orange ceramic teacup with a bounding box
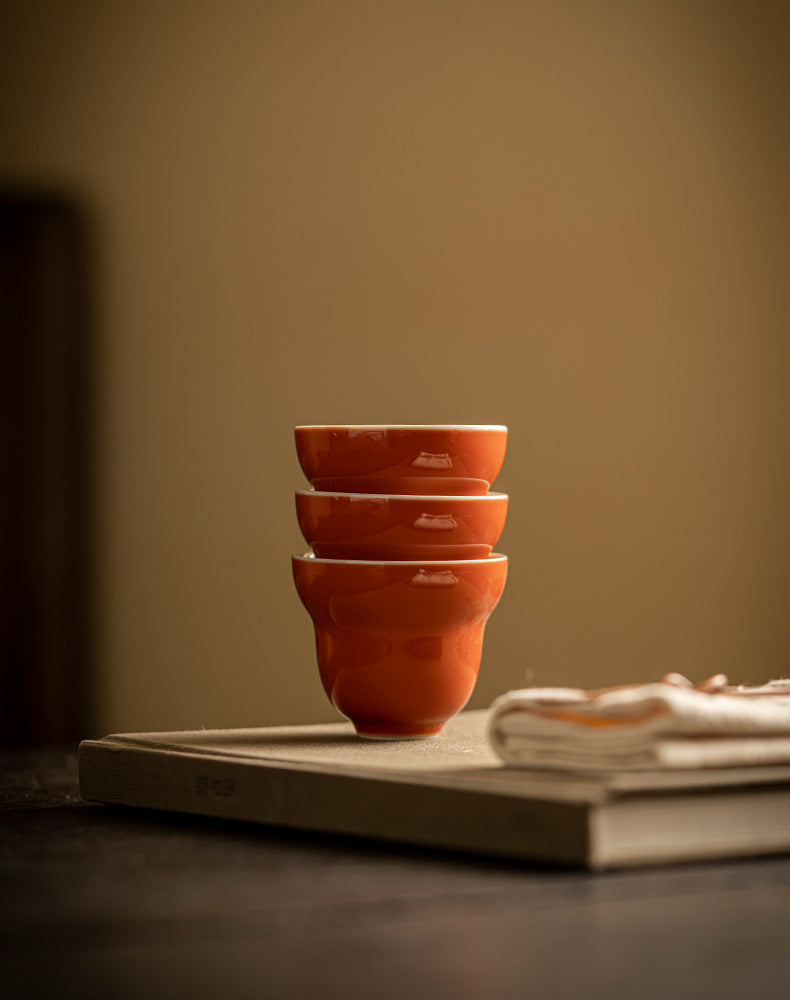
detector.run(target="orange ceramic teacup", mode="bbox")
[295,425,507,495]
[292,553,508,738]
[296,490,508,561]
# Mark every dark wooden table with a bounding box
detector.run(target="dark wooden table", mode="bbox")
[3,747,790,999]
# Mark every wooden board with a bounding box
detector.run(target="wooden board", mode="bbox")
[78,710,790,870]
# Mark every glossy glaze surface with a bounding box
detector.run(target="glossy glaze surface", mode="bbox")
[295,426,507,495]
[292,554,507,737]
[296,490,508,561]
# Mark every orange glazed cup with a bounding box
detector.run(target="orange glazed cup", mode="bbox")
[295,490,508,561]
[294,425,507,496]
[292,553,508,738]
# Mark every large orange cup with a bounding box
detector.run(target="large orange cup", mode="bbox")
[292,553,508,738]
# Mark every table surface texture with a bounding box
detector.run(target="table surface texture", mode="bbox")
[3,747,790,1000]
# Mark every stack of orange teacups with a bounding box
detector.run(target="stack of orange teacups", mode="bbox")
[292,425,508,739]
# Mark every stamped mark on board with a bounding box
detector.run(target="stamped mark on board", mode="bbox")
[194,775,236,798]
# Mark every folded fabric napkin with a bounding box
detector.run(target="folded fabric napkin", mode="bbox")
[488,673,790,771]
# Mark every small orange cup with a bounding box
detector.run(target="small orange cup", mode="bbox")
[296,490,508,561]
[295,425,507,495]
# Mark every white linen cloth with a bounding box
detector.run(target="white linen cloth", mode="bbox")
[487,675,790,771]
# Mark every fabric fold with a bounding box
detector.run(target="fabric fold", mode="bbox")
[488,675,790,771]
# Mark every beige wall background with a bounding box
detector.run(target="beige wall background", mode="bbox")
[2,1,789,736]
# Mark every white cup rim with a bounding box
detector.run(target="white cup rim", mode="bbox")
[294,424,507,431]
[295,489,508,501]
[293,552,508,566]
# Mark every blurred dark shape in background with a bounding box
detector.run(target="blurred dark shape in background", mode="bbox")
[0,191,94,746]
